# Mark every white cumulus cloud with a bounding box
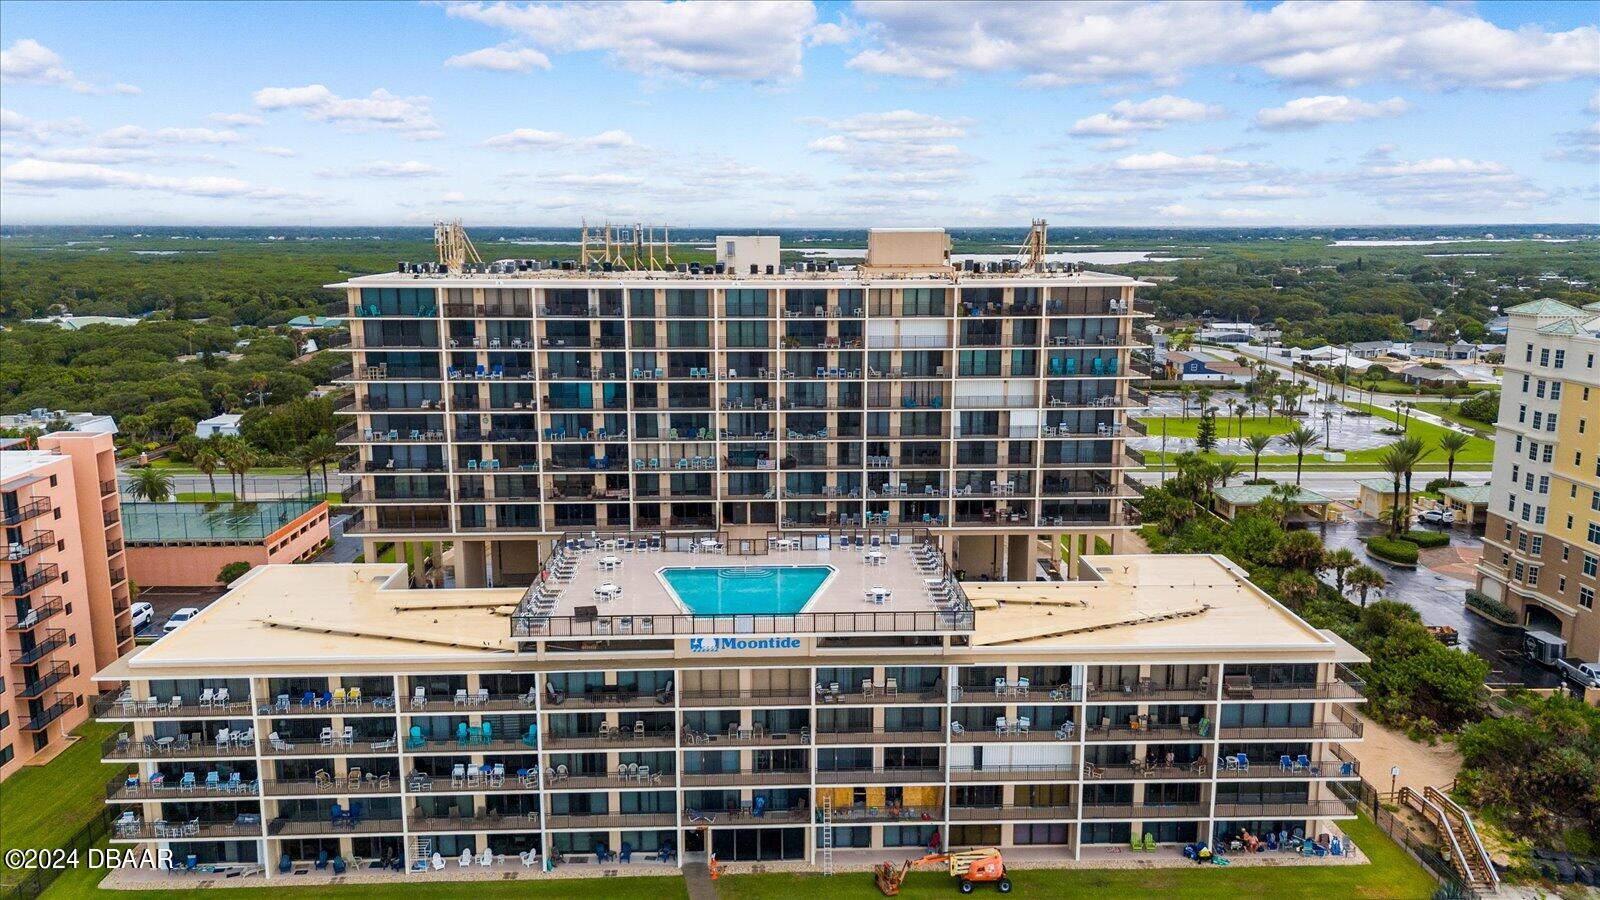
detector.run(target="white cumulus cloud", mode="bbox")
[94,126,243,148]
[1071,95,1226,136]
[1,39,139,94]
[443,0,818,83]
[0,108,89,144]
[1255,95,1411,130]
[481,128,636,151]
[253,84,443,139]
[1,158,292,199]
[209,112,267,127]
[445,44,552,73]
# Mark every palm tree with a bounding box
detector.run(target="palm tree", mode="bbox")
[1280,424,1322,485]
[305,433,341,497]
[1178,385,1193,420]
[191,441,222,500]
[1437,432,1470,484]
[218,437,258,501]
[289,443,319,498]
[1347,564,1386,607]
[1326,548,1358,593]
[1375,445,1414,537]
[125,467,173,503]
[1244,433,1275,481]
[1214,459,1241,489]
[1394,436,1430,526]
[1223,398,1240,441]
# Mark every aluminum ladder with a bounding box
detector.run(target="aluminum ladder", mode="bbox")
[820,793,835,875]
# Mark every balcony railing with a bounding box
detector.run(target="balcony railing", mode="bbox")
[4,564,59,599]
[678,770,805,787]
[22,692,74,731]
[815,767,944,785]
[1081,802,1208,820]
[5,598,63,632]
[1212,799,1356,819]
[17,662,71,698]
[0,498,51,526]
[9,628,66,665]
[948,764,1079,782]
[268,817,404,837]
[949,804,1076,821]
[5,531,54,561]
[514,608,973,639]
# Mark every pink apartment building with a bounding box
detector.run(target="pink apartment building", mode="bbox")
[1,431,131,778]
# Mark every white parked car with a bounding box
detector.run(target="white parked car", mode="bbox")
[163,607,200,633]
[1419,508,1455,526]
[130,601,154,632]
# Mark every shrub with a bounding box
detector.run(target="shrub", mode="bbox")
[1465,589,1515,623]
[1243,478,1276,486]
[217,561,252,586]
[1377,426,1405,436]
[1401,529,1451,548]
[1424,478,1465,494]
[1458,390,1498,424]
[1366,536,1420,564]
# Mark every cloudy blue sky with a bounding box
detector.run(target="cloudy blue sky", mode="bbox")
[2,0,1596,227]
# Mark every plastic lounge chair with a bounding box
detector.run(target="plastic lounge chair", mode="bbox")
[1142,833,1156,852]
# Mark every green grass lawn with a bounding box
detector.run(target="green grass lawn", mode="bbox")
[39,842,686,899]
[0,720,125,888]
[1139,416,1293,440]
[1341,402,1494,464]
[1412,402,1494,434]
[716,815,1434,899]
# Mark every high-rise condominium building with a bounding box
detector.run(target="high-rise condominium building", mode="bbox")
[2,431,131,779]
[328,228,1151,587]
[1475,299,1600,660]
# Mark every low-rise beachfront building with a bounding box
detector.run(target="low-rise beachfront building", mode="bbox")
[93,537,1365,880]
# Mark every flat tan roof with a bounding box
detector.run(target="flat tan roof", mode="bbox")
[965,555,1339,654]
[112,553,1357,678]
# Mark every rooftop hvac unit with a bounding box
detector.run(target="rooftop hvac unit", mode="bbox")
[530,261,541,272]
[715,262,725,274]
[751,264,760,274]
[396,262,407,273]
[765,265,774,275]
[828,261,839,272]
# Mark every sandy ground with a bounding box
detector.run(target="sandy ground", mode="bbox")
[1346,711,1463,800]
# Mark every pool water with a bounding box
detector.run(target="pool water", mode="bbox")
[660,566,833,615]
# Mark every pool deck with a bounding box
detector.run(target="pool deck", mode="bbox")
[539,545,947,621]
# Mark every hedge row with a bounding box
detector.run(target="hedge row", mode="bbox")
[1401,530,1451,548]
[1465,589,1516,623]
[1366,536,1420,564]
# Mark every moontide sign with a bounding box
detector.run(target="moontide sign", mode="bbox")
[688,636,802,654]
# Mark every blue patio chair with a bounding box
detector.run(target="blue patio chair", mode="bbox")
[316,850,329,870]
[406,726,425,749]
[475,365,487,378]
[522,724,538,748]
[348,802,364,827]
[278,853,291,873]
[594,843,612,863]
[492,364,504,378]
[328,804,344,830]
[481,721,494,744]
[1235,753,1249,771]
[301,691,316,708]
[205,771,220,790]
[180,772,196,791]
[1065,358,1078,375]
[456,722,471,746]
[620,843,633,863]
[752,796,767,818]
[322,691,333,708]
[332,856,347,875]
[1297,753,1311,771]
[1279,754,1293,772]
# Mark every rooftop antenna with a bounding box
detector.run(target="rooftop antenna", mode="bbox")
[434,219,482,273]
[1020,218,1049,273]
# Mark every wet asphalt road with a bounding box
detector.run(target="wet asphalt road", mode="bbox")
[1316,518,1559,688]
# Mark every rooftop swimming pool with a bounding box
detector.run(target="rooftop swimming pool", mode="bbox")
[659,566,833,616]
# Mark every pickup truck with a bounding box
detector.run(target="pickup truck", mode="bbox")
[1557,658,1600,689]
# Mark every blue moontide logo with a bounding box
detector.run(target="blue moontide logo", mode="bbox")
[689,636,801,654]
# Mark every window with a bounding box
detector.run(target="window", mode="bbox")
[1593,491,1600,512]
[1504,522,1515,541]
[1587,554,1599,577]
[0,745,12,769]
[1581,586,1595,610]
[1543,444,1553,463]
[1535,379,1545,398]
[1535,506,1546,525]
[1531,535,1542,555]
[1559,575,1567,593]
[1554,349,1565,369]
[1514,562,1524,581]
[67,633,75,646]
[1538,475,1549,495]
[0,711,8,731]
[1520,502,1530,522]
[1524,473,1534,492]
[1515,436,1523,452]
[48,475,57,487]
[1522,374,1531,392]
[1526,343,1534,362]
[1552,382,1562,400]
[1518,405,1527,424]
[1540,347,1550,366]
[1532,411,1542,430]
[1517,532,1528,551]
[1527,566,1539,587]
[1547,413,1558,432]
[1512,465,1521,483]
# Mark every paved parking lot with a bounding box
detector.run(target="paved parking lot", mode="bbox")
[134,587,226,635]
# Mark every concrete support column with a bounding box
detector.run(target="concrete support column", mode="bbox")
[362,539,379,564]
[1108,531,1124,554]
[488,541,506,587]
[458,540,488,588]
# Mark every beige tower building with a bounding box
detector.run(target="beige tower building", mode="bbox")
[1474,299,1600,662]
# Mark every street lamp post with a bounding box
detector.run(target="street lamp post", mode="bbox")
[1389,765,1401,807]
